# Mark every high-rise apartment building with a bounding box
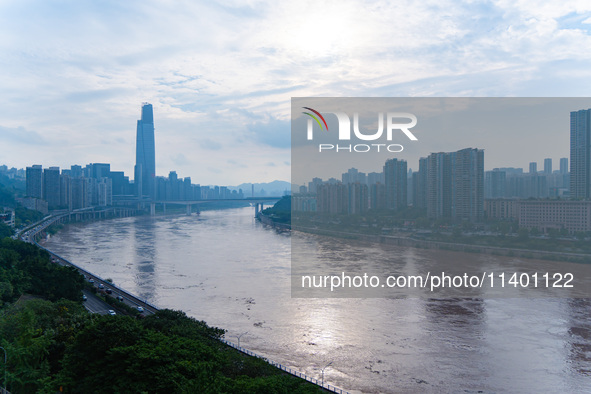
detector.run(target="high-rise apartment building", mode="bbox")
[544,158,552,174]
[450,148,485,221]
[60,174,71,207]
[570,109,591,199]
[424,148,484,221]
[97,178,113,206]
[70,177,86,210]
[529,162,537,174]
[370,182,386,210]
[135,103,156,198]
[85,163,110,180]
[383,158,407,211]
[26,165,43,199]
[412,157,427,209]
[43,166,61,208]
[426,152,450,218]
[485,169,506,199]
[560,158,569,174]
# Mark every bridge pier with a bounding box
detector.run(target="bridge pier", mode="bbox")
[163,203,166,214]
[150,202,156,216]
[186,204,191,215]
[255,203,265,214]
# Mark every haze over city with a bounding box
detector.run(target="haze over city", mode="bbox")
[2,1,591,185]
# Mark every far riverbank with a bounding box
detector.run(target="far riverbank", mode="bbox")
[257,212,591,264]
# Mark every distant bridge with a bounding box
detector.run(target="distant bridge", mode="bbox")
[148,197,281,215]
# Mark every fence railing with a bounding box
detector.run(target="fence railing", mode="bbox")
[220,338,349,394]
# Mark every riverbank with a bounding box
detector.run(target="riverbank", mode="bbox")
[256,212,591,264]
[28,211,348,393]
[294,225,591,263]
[256,211,291,230]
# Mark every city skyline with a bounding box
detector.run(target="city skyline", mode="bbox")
[2,2,591,184]
[291,98,591,187]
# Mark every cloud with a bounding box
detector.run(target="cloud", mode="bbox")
[247,117,290,149]
[199,138,222,150]
[0,125,47,145]
[171,153,190,166]
[227,159,247,168]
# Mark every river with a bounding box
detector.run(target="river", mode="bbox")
[42,207,591,393]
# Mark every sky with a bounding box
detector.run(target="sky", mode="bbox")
[1,0,591,185]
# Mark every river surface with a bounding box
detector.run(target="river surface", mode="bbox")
[42,207,591,393]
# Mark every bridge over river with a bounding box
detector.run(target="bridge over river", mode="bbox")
[147,197,281,215]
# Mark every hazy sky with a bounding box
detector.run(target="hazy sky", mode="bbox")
[2,1,591,185]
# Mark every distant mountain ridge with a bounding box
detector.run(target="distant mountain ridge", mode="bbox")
[225,180,290,197]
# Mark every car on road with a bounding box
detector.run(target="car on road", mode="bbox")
[98,283,104,289]
[116,295,124,301]
[105,288,112,294]
[137,306,144,313]
[108,310,116,316]
[89,279,95,284]
[82,295,87,301]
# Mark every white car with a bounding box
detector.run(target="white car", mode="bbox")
[108,310,116,316]
[137,306,144,312]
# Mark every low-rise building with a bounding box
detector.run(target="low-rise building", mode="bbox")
[518,200,591,234]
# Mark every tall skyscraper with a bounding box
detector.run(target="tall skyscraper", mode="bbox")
[570,109,591,199]
[135,103,156,198]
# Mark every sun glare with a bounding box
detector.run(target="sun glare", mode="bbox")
[282,6,355,58]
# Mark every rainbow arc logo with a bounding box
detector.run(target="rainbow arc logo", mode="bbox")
[302,107,328,132]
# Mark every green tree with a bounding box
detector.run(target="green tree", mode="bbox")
[0,299,89,393]
[58,316,145,391]
[0,223,13,239]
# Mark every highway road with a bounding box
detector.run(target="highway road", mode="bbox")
[20,214,158,317]
[82,289,113,315]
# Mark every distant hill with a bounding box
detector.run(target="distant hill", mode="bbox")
[227,180,291,198]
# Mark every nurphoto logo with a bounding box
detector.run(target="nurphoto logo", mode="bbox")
[302,107,418,153]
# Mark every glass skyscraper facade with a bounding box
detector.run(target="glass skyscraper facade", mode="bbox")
[135,103,156,198]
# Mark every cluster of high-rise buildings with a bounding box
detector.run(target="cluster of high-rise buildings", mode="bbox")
[24,163,115,213]
[295,147,485,222]
[20,103,243,214]
[0,165,25,180]
[294,108,591,233]
[484,159,569,200]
